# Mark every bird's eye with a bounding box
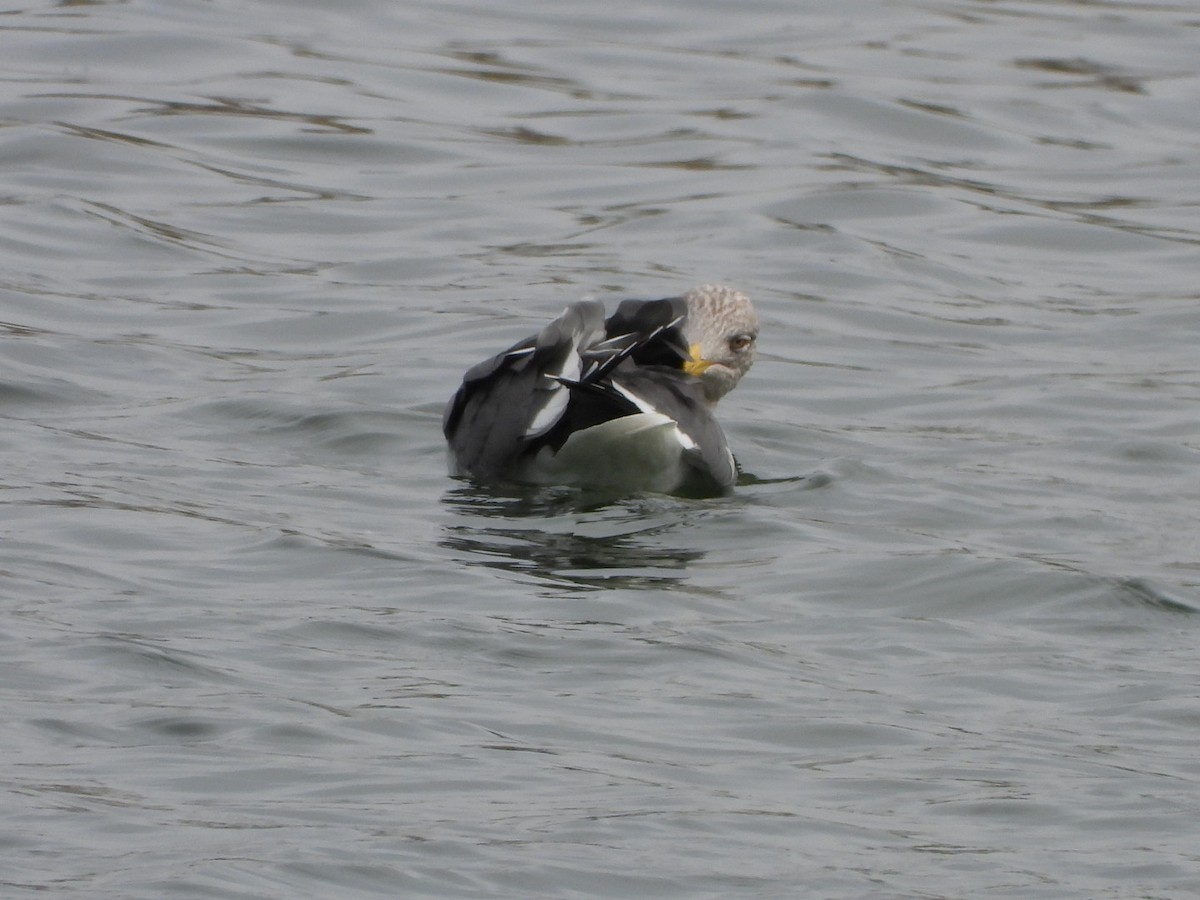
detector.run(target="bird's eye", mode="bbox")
[728,334,754,353]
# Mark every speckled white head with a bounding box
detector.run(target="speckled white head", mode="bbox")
[680,284,759,404]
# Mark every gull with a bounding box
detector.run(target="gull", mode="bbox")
[443,284,758,495]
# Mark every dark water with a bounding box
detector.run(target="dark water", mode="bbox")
[3,0,1199,897]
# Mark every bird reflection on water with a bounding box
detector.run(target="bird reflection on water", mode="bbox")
[439,484,706,591]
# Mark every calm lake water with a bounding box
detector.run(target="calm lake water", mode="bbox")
[3,0,1198,897]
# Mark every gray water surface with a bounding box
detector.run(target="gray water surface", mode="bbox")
[3,0,1199,897]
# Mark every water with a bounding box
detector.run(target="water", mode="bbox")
[3,0,1199,897]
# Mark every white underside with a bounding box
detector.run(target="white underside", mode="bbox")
[524,412,691,494]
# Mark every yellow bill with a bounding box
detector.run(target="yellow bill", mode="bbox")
[683,343,714,377]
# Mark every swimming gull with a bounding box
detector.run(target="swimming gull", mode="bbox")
[443,284,758,495]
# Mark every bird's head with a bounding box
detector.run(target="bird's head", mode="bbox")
[680,285,759,404]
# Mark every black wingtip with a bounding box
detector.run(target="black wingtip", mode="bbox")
[602,296,692,370]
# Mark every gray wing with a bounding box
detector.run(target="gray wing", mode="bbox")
[607,366,737,491]
[443,300,605,481]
